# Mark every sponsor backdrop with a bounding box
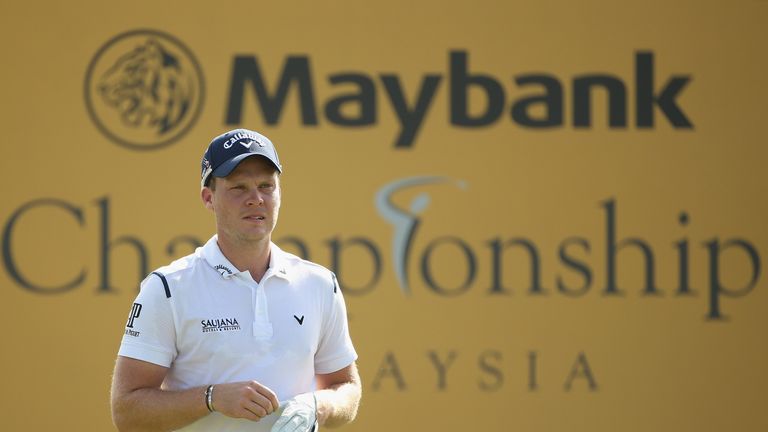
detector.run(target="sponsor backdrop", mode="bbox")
[1,1,766,431]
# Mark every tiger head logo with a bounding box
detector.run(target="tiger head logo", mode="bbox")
[98,38,191,135]
[85,30,204,150]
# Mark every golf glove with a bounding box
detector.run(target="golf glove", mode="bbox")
[271,392,317,432]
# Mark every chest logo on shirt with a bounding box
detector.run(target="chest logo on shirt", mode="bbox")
[201,317,241,333]
[294,315,305,325]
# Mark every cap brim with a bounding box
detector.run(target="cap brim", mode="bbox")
[211,153,282,179]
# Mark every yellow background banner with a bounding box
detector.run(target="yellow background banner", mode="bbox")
[1,1,766,430]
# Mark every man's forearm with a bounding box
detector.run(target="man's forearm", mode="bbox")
[112,386,209,432]
[315,380,362,428]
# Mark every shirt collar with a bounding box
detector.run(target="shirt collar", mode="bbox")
[201,235,291,282]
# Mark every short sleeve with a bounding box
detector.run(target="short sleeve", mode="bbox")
[314,274,358,374]
[117,273,177,367]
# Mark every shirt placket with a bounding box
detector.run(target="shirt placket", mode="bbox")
[234,272,273,340]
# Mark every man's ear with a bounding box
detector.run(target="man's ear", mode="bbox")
[201,187,214,210]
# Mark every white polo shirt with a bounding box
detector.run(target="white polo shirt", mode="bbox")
[118,235,358,431]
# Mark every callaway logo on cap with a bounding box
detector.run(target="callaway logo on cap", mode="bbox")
[200,128,283,187]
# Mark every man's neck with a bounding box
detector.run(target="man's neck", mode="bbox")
[216,235,272,283]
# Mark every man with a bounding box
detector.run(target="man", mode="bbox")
[111,129,361,432]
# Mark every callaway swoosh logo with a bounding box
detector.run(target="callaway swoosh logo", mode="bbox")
[240,139,254,148]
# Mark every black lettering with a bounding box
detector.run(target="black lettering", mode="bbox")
[380,74,442,148]
[675,212,693,295]
[126,302,142,328]
[704,238,761,320]
[573,75,627,127]
[165,235,202,258]
[487,237,545,295]
[422,236,476,296]
[2,199,86,293]
[635,51,693,128]
[325,73,376,126]
[427,350,457,391]
[528,350,538,391]
[564,352,598,391]
[602,198,659,295]
[511,74,563,127]
[371,351,407,391]
[450,51,504,126]
[326,236,381,296]
[478,350,503,392]
[96,196,148,293]
[276,236,311,260]
[557,237,592,296]
[226,56,317,125]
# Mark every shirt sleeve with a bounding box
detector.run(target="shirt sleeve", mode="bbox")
[314,273,358,374]
[117,273,177,367]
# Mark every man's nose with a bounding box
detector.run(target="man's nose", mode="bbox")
[246,190,264,206]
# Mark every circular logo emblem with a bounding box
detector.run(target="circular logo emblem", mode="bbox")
[84,29,205,150]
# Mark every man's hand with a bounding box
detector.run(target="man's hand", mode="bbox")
[271,392,317,432]
[211,380,280,421]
